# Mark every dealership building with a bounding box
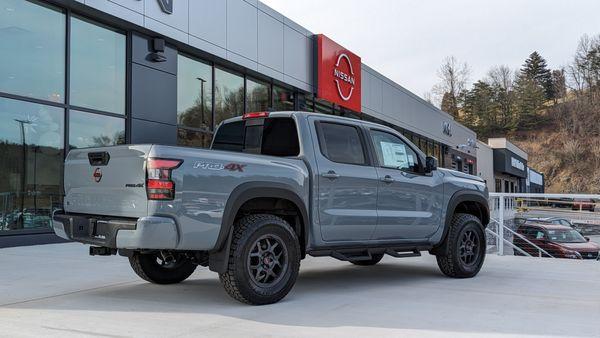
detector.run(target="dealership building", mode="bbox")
[477,138,544,194]
[0,0,478,246]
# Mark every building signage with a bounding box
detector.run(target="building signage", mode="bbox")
[316,34,362,112]
[511,157,525,171]
[157,0,173,14]
[442,121,452,136]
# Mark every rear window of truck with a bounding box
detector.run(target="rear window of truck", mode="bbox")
[212,117,300,157]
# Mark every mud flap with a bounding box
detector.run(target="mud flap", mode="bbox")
[209,228,233,273]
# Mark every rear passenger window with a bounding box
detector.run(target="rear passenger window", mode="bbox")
[212,118,300,157]
[317,122,366,165]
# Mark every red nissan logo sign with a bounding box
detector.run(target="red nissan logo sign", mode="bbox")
[93,168,102,183]
[316,34,361,112]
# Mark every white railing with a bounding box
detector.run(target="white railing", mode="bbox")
[487,193,600,257]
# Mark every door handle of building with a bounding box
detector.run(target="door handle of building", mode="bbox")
[322,170,340,179]
[381,175,395,183]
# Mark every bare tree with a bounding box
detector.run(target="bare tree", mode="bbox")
[432,56,471,116]
[487,65,514,91]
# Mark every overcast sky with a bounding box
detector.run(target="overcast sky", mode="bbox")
[261,0,599,100]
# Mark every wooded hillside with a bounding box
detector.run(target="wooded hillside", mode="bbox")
[429,34,600,193]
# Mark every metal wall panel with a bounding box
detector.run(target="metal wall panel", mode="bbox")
[189,0,227,49]
[131,118,177,145]
[258,10,284,74]
[131,63,177,125]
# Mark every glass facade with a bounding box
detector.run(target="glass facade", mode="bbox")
[246,77,271,112]
[214,68,244,126]
[177,55,212,131]
[273,85,295,111]
[0,0,65,103]
[0,97,64,232]
[0,2,127,235]
[70,16,126,114]
[69,110,125,149]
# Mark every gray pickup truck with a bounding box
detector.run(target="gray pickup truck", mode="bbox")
[53,111,489,305]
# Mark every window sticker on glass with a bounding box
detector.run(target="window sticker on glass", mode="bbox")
[380,141,409,168]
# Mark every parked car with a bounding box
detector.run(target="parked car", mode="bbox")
[514,223,600,259]
[572,198,595,212]
[53,111,490,305]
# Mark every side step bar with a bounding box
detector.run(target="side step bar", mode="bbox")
[328,248,422,262]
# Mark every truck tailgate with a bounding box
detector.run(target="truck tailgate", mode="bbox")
[64,145,152,218]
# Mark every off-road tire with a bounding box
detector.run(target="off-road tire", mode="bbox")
[436,213,486,278]
[350,253,384,266]
[219,214,300,305]
[129,252,197,284]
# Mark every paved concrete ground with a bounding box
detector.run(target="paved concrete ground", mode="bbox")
[1,243,599,338]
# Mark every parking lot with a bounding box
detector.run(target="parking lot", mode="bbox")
[1,243,599,337]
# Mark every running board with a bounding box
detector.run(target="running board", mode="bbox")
[325,248,422,262]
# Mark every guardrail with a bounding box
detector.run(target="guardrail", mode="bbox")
[487,193,600,259]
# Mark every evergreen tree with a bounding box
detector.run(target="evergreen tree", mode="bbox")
[521,51,554,99]
[514,75,546,129]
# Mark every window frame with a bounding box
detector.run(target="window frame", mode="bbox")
[315,120,371,167]
[367,128,424,174]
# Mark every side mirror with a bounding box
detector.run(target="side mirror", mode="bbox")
[425,156,438,173]
[585,236,590,242]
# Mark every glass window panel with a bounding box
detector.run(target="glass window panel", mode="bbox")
[69,110,125,149]
[70,16,125,114]
[0,0,65,102]
[0,97,64,233]
[370,130,420,172]
[177,128,212,148]
[318,122,365,165]
[177,55,212,130]
[273,86,294,111]
[315,99,332,115]
[246,77,271,112]
[299,93,314,112]
[214,68,244,126]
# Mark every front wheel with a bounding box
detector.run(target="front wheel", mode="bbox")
[219,214,300,305]
[435,213,486,278]
[129,251,197,284]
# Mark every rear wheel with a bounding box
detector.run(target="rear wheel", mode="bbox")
[436,213,486,278]
[219,214,300,305]
[350,253,384,266]
[129,251,197,284]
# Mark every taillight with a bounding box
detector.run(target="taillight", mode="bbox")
[146,158,182,200]
[242,111,269,119]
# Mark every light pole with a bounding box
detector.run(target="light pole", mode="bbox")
[196,77,206,127]
[14,118,32,225]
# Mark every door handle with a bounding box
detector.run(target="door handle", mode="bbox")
[321,170,340,179]
[381,175,395,184]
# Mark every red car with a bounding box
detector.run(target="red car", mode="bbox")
[513,223,600,260]
[572,198,596,212]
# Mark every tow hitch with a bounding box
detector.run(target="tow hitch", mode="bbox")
[89,246,117,256]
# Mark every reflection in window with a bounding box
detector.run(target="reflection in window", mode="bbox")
[214,68,244,126]
[246,77,270,112]
[70,16,125,114]
[273,86,294,111]
[69,110,125,149]
[177,55,212,130]
[298,93,314,112]
[177,128,212,148]
[0,97,64,233]
[0,0,65,102]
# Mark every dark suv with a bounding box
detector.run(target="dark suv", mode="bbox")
[514,223,600,260]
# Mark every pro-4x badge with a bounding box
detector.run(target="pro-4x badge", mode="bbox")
[157,0,173,14]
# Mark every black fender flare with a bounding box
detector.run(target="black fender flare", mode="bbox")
[208,182,309,273]
[431,190,490,253]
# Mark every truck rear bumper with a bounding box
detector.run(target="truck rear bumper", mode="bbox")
[52,212,179,250]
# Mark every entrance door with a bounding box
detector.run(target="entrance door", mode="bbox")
[310,118,378,242]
